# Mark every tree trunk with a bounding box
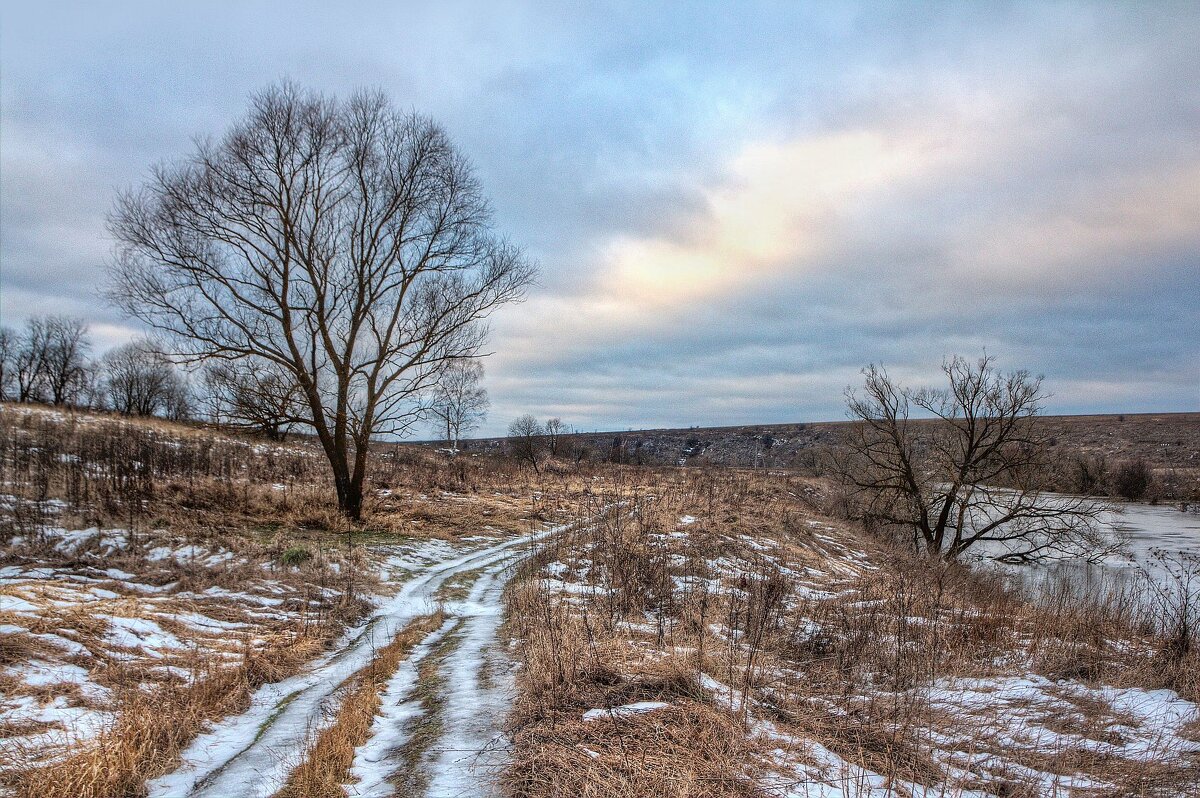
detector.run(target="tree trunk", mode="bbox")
[343,479,363,522]
[334,471,363,521]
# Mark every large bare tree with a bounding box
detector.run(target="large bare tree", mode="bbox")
[427,358,488,450]
[109,83,534,518]
[837,355,1109,563]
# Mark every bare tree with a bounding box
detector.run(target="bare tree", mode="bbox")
[836,355,1108,563]
[13,317,50,403]
[108,83,534,518]
[427,358,488,450]
[203,359,302,440]
[40,316,92,406]
[508,414,546,473]
[75,360,106,410]
[544,417,565,456]
[0,327,15,401]
[102,339,186,417]
[162,375,194,422]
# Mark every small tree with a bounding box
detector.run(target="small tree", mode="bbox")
[544,417,566,456]
[427,358,489,450]
[40,316,92,406]
[203,359,302,440]
[103,339,184,417]
[837,355,1108,563]
[508,414,546,473]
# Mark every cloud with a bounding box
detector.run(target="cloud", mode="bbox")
[2,2,1197,436]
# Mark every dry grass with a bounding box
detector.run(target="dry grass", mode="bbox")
[501,467,1200,797]
[0,631,59,666]
[505,576,762,798]
[275,611,446,798]
[4,406,1197,795]
[0,404,601,797]
[507,702,760,798]
[0,402,554,544]
[8,628,328,798]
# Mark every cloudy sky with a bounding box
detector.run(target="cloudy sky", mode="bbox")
[2,1,1197,434]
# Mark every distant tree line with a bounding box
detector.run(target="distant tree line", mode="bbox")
[0,315,191,419]
[2,315,499,452]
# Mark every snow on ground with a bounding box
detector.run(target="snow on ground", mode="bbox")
[0,525,350,767]
[530,501,1200,797]
[582,701,670,721]
[421,562,521,798]
[926,675,1200,768]
[347,618,458,797]
[149,526,560,798]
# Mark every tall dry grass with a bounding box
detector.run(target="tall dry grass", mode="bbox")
[502,468,1200,797]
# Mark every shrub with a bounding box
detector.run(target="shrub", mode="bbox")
[1112,458,1152,501]
[281,546,313,567]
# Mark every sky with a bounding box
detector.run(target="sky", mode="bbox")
[1,1,1197,436]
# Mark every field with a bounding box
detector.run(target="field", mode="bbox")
[1,404,1198,797]
[461,413,1200,501]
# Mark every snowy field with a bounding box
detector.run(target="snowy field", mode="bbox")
[515,488,1200,797]
[0,522,352,771]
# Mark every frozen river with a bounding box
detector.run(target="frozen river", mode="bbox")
[988,497,1200,599]
[1108,500,1200,563]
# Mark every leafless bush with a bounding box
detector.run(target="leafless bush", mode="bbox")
[1112,458,1154,501]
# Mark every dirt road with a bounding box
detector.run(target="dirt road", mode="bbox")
[148,530,550,798]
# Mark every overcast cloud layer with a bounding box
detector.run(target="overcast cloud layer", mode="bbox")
[2,1,1197,435]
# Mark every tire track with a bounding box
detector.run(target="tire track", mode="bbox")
[148,530,550,798]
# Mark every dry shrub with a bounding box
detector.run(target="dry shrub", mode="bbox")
[505,581,617,712]
[505,519,766,797]
[505,704,760,798]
